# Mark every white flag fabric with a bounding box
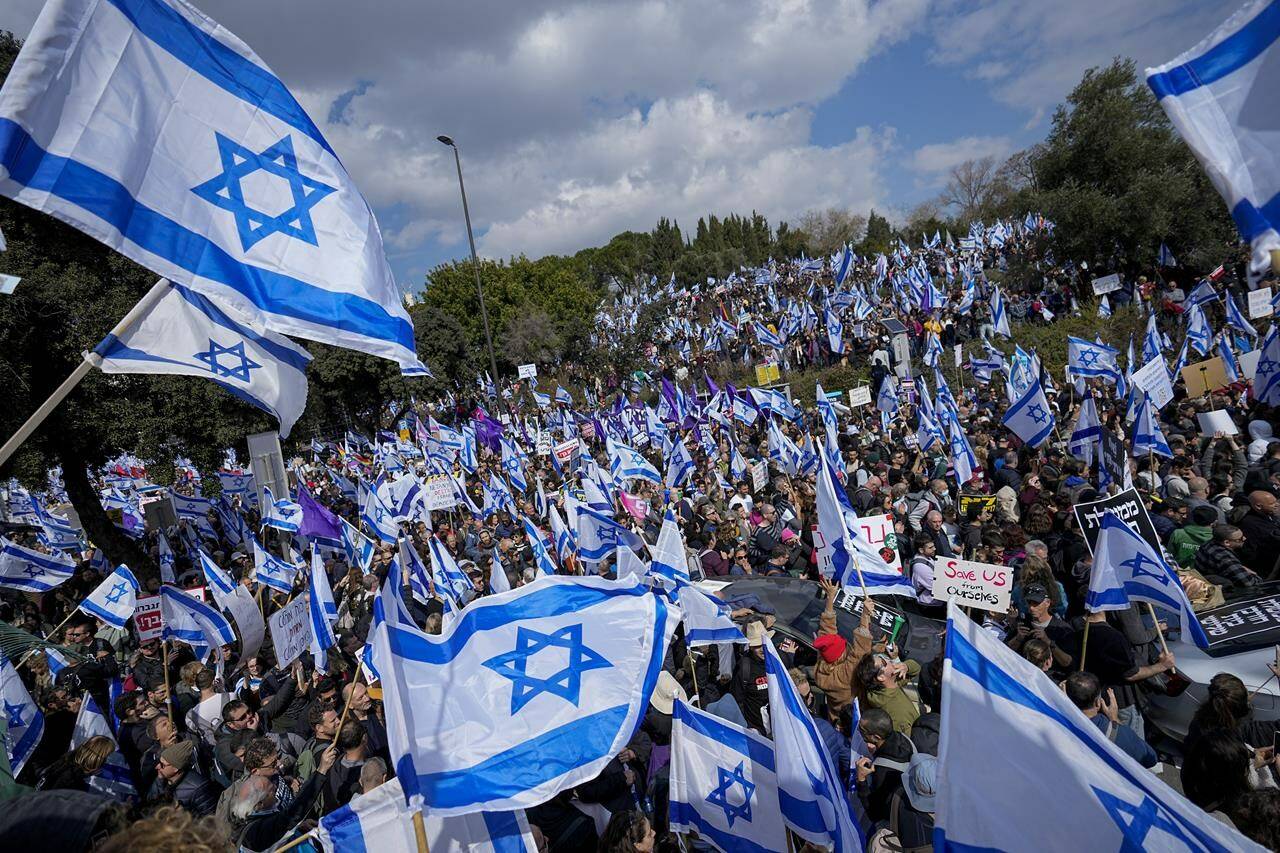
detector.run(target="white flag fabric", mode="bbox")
[374,574,676,815]
[0,536,75,592]
[198,547,239,609]
[316,777,537,853]
[91,281,311,437]
[253,533,300,594]
[71,693,135,800]
[648,508,691,590]
[159,584,236,662]
[1147,0,1280,283]
[0,0,422,368]
[78,564,140,630]
[261,486,303,533]
[935,602,1262,852]
[669,699,787,853]
[0,652,43,775]
[678,585,747,647]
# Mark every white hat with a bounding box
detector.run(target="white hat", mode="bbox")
[744,620,768,648]
[649,670,687,715]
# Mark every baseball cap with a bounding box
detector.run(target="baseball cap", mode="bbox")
[1023,582,1050,604]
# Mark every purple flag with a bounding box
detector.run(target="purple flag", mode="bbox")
[297,484,342,541]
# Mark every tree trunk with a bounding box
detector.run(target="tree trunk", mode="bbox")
[58,441,157,586]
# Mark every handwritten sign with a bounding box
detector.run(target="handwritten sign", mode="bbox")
[848,386,872,407]
[750,461,768,492]
[422,475,456,511]
[931,557,1012,613]
[1248,287,1273,319]
[517,363,538,380]
[1091,273,1121,295]
[269,593,312,668]
[1130,356,1176,410]
[1073,487,1161,555]
[834,590,906,642]
[851,513,902,572]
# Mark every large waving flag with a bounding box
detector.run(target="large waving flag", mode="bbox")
[1068,336,1121,382]
[78,564,140,630]
[71,693,135,800]
[753,320,785,350]
[1001,375,1055,448]
[1130,392,1173,458]
[160,584,237,662]
[253,534,300,593]
[764,637,863,851]
[575,506,644,565]
[92,281,311,436]
[669,699,787,853]
[814,450,914,597]
[665,436,696,489]
[374,574,676,814]
[936,603,1257,851]
[1094,513,1212,649]
[0,537,75,592]
[0,0,421,367]
[340,517,376,575]
[1255,324,1280,405]
[198,547,239,609]
[0,653,43,776]
[648,508,691,589]
[317,777,537,853]
[359,482,401,544]
[606,438,661,486]
[260,486,303,533]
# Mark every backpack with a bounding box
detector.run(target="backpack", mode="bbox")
[866,792,932,853]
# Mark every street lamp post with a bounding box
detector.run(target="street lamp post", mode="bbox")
[437,135,504,417]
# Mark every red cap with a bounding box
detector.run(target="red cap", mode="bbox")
[814,633,847,664]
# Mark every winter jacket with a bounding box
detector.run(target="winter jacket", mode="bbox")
[812,609,874,712]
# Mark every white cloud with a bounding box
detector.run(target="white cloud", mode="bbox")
[910,135,1013,177]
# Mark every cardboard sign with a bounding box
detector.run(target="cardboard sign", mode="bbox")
[535,433,552,456]
[269,593,312,668]
[518,363,538,380]
[931,556,1012,613]
[750,461,768,492]
[1073,487,1161,555]
[848,386,872,407]
[1130,356,1176,410]
[1181,357,1230,396]
[422,475,457,511]
[834,590,906,643]
[850,513,903,572]
[957,494,997,516]
[1091,273,1121,295]
[1248,287,1273,319]
[1196,410,1239,436]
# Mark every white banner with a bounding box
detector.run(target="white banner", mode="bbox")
[1090,273,1121,295]
[931,557,1012,613]
[269,593,312,667]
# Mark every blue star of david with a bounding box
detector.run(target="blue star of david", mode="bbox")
[1259,358,1278,375]
[482,624,611,715]
[1092,787,1197,853]
[950,435,965,455]
[104,582,128,605]
[706,761,756,827]
[191,132,337,251]
[4,699,26,729]
[1027,403,1048,424]
[194,339,261,383]
[1121,552,1169,586]
[22,566,41,579]
[1079,350,1099,366]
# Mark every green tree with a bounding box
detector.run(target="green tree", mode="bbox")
[858,210,894,255]
[1029,58,1236,273]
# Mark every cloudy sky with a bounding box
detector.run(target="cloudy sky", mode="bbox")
[5,0,1239,293]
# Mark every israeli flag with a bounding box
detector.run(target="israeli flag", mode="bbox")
[1224,293,1258,338]
[665,437,696,489]
[160,584,237,662]
[607,438,662,486]
[1001,376,1055,448]
[1185,303,1212,355]
[649,508,691,589]
[575,506,644,565]
[1096,513,1212,649]
[991,287,1012,337]
[260,486,302,533]
[1157,241,1178,268]
[1069,391,1103,468]
[522,515,558,576]
[0,653,43,776]
[815,451,914,597]
[753,320,785,350]
[764,637,863,851]
[1068,336,1121,382]
[876,375,899,415]
[945,409,979,485]
[30,497,84,551]
[669,699,787,853]
[71,693,135,800]
[373,574,676,814]
[935,604,1257,851]
[341,517,376,575]
[679,585,746,647]
[1256,325,1280,405]
[428,534,475,609]
[171,490,217,538]
[156,530,177,584]
[328,468,359,502]
[1219,332,1243,383]
[1097,294,1111,318]
[92,281,311,437]
[0,0,422,368]
[253,534,299,594]
[1085,516,1133,613]
[549,505,575,564]
[197,547,238,609]
[78,564,140,630]
[1130,392,1173,458]
[359,482,401,544]
[308,551,339,674]
[834,245,853,287]
[316,777,536,853]
[0,537,75,592]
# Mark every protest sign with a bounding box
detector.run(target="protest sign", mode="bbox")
[225,586,265,660]
[931,556,1012,613]
[750,461,767,492]
[953,343,963,368]
[553,439,579,469]
[517,363,537,380]
[1181,357,1230,395]
[957,494,997,516]
[134,586,208,643]
[849,513,903,572]
[1196,410,1239,436]
[754,363,781,385]
[1073,487,1161,555]
[1248,287,1273,319]
[1098,427,1128,488]
[422,475,457,511]
[848,386,872,407]
[269,593,312,668]
[535,432,552,456]
[1091,273,1121,295]
[1197,591,1280,651]
[834,590,906,643]
[1130,357,1176,410]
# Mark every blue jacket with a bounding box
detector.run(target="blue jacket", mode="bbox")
[1090,714,1157,768]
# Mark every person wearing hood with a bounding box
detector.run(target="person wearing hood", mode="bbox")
[1247,420,1279,465]
[812,577,875,712]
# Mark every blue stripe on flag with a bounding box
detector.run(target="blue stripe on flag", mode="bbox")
[0,119,414,355]
[481,811,528,853]
[1148,0,1280,99]
[669,801,778,853]
[673,701,775,771]
[104,0,335,157]
[320,805,368,853]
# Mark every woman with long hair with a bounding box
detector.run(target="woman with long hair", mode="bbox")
[1187,671,1280,754]
[598,810,655,852]
[37,735,115,792]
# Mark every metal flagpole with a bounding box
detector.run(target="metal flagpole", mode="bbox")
[0,279,171,466]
